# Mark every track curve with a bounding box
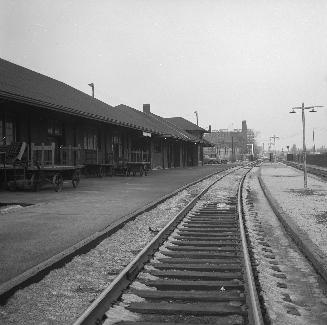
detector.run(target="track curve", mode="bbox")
[74,165,263,325]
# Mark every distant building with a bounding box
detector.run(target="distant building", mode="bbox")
[203,120,254,161]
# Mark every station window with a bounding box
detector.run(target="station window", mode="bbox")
[112,135,123,159]
[112,135,120,145]
[47,120,63,136]
[83,129,97,149]
[1,117,16,145]
[154,141,161,153]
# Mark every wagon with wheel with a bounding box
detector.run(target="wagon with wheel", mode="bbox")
[7,142,81,192]
[113,150,151,176]
[126,161,150,176]
[81,149,114,177]
[125,150,151,176]
[23,165,81,192]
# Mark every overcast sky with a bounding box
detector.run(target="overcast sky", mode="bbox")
[1,0,327,150]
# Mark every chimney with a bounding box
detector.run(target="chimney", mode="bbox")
[143,104,151,114]
[242,120,247,132]
[208,125,211,133]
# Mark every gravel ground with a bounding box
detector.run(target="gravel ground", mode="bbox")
[0,168,235,325]
[244,166,327,325]
[104,168,246,325]
[260,163,327,253]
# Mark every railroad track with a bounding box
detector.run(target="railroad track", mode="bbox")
[74,165,263,325]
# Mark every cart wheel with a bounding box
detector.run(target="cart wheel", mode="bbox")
[72,170,80,188]
[139,166,144,176]
[53,173,63,192]
[96,166,104,177]
[144,168,148,176]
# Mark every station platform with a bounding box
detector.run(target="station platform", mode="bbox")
[0,165,226,286]
[259,162,327,281]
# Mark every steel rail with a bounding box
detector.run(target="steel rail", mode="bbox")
[73,166,245,325]
[237,167,264,325]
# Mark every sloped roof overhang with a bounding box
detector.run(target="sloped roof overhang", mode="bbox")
[0,90,162,135]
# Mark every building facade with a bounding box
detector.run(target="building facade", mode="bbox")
[0,58,204,185]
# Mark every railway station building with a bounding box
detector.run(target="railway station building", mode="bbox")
[0,58,207,188]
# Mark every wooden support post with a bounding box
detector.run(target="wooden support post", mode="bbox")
[51,142,55,168]
[41,143,45,167]
[30,143,35,167]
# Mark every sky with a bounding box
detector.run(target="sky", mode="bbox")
[1,0,327,151]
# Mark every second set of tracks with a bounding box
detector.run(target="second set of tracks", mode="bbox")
[74,165,264,325]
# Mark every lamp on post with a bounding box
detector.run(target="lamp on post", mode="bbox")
[88,83,95,98]
[194,111,198,126]
[289,103,323,188]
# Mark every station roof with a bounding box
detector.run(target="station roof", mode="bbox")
[165,117,207,133]
[115,104,200,142]
[0,58,117,122]
[146,112,200,142]
[0,58,198,142]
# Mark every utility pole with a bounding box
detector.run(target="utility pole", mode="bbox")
[289,103,324,188]
[268,141,274,162]
[270,135,279,162]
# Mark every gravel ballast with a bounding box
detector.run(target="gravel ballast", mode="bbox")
[260,163,327,256]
